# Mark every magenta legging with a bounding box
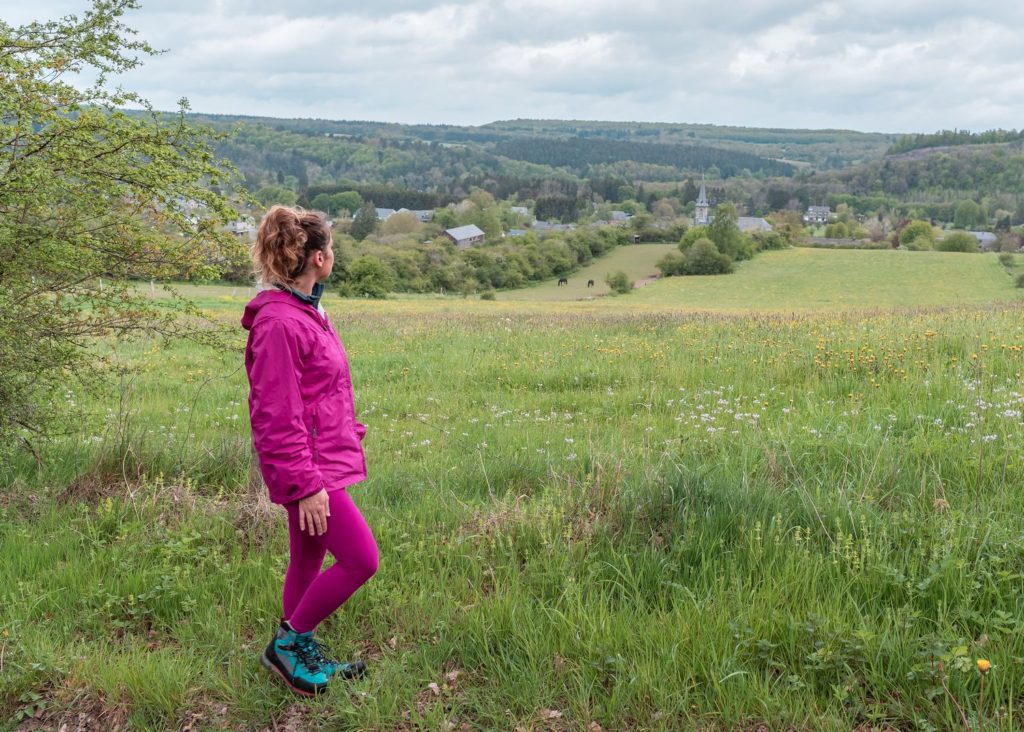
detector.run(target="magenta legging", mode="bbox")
[282,488,379,634]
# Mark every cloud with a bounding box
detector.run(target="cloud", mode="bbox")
[9,1,1024,132]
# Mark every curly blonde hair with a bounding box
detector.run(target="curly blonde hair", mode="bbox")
[251,205,331,286]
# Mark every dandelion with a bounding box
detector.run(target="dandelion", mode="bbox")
[977,658,991,673]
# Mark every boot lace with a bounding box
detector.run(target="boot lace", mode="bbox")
[284,635,324,673]
[307,636,341,670]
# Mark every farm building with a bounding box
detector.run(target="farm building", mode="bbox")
[444,224,486,248]
[738,217,772,233]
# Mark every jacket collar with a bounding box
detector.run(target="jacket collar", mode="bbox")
[276,281,325,310]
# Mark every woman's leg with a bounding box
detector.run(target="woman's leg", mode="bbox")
[283,501,329,620]
[287,488,379,634]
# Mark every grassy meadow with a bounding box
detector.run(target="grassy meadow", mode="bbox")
[497,244,676,301]
[4,252,1024,730]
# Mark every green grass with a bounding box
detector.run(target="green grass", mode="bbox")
[5,269,1024,729]
[497,243,676,301]
[628,247,1024,310]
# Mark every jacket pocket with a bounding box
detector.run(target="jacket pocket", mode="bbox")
[310,407,320,462]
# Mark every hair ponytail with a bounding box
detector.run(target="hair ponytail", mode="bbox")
[251,205,330,286]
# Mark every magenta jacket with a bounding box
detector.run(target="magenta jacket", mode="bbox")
[242,290,367,505]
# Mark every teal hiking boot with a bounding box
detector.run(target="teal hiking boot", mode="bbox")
[260,621,330,697]
[307,636,366,681]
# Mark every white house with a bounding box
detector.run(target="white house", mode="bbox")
[228,218,256,236]
[392,208,433,223]
[804,206,831,224]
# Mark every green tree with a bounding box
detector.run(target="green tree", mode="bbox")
[683,238,734,275]
[953,199,984,229]
[350,201,379,240]
[343,256,394,298]
[824,222,849,238]
[937,231,979,252]
[311,191,361,217]
[0,1,241,455]
[679,225,709,251]
[380,211,421,236]
[707,203,753,260]
[656,251,687,276]
[899,220,936,250]
[255,185,297,206]
[433,207,458,229]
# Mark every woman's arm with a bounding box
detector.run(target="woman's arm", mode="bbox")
[247,320,324,505]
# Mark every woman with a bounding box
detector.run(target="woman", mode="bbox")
[242,205,378,696]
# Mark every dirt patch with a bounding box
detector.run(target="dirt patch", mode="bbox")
[633,275,661,289]
[458,494,530,544]
[13,690,128,732]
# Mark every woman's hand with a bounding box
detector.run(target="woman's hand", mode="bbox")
[298,488,331,536]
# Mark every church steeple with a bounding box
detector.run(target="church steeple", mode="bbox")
[695,172,710,226]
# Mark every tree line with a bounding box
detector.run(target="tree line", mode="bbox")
[492,137,795,178]
[887,129,1024,155]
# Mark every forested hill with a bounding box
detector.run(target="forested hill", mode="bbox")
[492,137,794,177]
[886,128,1024,156]
[180,112,808,199]
[484,119,893,167]
[182,112,892,169]
[163,111,1024,221]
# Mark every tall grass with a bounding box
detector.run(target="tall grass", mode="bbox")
[3,299,1024,730]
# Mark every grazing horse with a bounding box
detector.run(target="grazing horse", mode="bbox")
[557,277,568,286]
[587,279,594,287]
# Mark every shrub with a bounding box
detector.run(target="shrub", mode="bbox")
[899,220,935,250]
[679,225,709,251]
[344,256,394,298]
[605,271,634,294]
[1016,273,1024,288]
[683,238,734,275]
[824,222,849,239]
[480,290,496,300]
[936,232,979,253]
[751,230,789,252]
[999,252,1015,267]
[656,252,687,276]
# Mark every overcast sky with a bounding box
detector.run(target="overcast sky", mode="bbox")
[6,1,1024,134]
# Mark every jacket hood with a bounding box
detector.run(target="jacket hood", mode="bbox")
[242,289,322,331]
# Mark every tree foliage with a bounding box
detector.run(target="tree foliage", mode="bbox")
[493,137,794,177]
[350,201,379,240]
[604,271,634,294]
[683,238,734,275]
[887,128,1024,155]
[899,221,936,250]
[953,199,984,229]
[707,204,753,260]
[0,1,241,456]
[937,232,979,253]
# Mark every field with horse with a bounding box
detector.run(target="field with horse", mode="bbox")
[4,253,1024,730]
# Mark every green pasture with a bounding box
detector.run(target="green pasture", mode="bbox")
[140,247,1024,314]
[4,255,1024,729]
[497,243,676,301]
[628,248,1023,310]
